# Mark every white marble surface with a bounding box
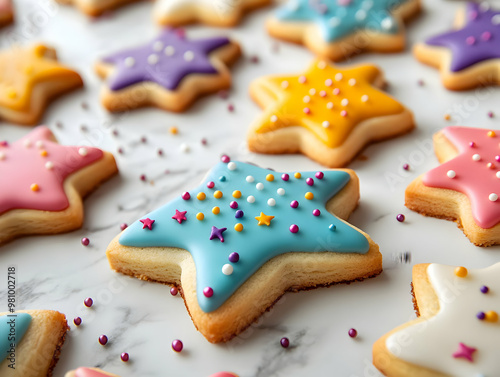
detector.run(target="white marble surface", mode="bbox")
[1,0,500,376]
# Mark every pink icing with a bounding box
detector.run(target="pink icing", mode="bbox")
[0,126,103,215]
[423,126,500,228]
[75,368,113,377]
[208,373,239,377]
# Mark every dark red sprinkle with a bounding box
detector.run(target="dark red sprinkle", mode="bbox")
[121,352,129,362]
[99,335,108,345]
[141,136,147,143]
[158,149,164,156]
[84,298,93,307]
[81,237,90,246]
[73,317,82,326]
[80,125,88,132]
[227,104,234,112]
[140,174,146,181]
[250,55,259,64]
[348,328,357,338]
[403,163,410,171]
[170,287,178,296]
[120,223,128,231]
[280,337,290,348]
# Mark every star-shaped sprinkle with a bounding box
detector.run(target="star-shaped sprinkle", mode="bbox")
[140,218,155,230]
[115,161,375,315]
[406,126,500,245]
[248,60,413,167]
[154,0,271,27]
[377,263,500,376]
[415,3,500,89]
[255,212,274,226]
[209,226,227,242]
[172,210,187,224]
[0,45,82,125]
[268,0,417,60]
[453,342,477,362]
[101,29,231,92]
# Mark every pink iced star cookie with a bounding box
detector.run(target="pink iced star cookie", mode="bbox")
[374,262,500,376]
[0,126,118,245]
[406,126,500,246]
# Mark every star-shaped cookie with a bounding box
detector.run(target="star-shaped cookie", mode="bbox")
[414,3,500,90]
[0,0,13,27]
[267,0,421,61]
[0,126,118,245]
[95,29,241,113]
[406,126,500,246]
[0,310,69,376]
[248,60,414,168]
[154,0,271,27]
[374,263,500,376]
[0,45,83,126]
[56,0,141,17]
[107,160,382,343]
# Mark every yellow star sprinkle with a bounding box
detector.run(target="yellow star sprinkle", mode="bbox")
[255,212,275,226]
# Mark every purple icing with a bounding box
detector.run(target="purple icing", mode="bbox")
[102,29,230,91]
[425,3,500,72]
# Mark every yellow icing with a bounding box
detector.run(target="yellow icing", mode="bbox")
[0,45,80,111]
[254,60,405,148]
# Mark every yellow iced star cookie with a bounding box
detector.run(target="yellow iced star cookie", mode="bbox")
[0,44,83,126]
[248,60,414,167]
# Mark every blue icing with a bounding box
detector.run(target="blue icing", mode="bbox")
[120,162,369,313]
[275,0,408,42]
[0,313,32,362]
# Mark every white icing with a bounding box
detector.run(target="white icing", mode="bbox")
[154,0,239,16]
[386,263,500,376]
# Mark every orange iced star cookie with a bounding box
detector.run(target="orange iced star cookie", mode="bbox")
[248,60,414,167]
[0,44,83,125]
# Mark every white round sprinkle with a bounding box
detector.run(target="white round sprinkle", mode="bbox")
[246,175,255,183]
[322,121,330,128]
[267,198,276,206]
[480,2,490,12]
[489,193,498,202]
[179,143,190,153]
[256,182,264,190]
[348,78,356,86]
[124,57,135,67]
[381,17,394,30]
[362,0,373,10]
[35,140,44,149]
[447,170,456,178]
[45,161,54,170]
[496,171,500,179]
[184,51,194,61]
[277,188,285,196]
[298,76,306,84]
[355,9,367,21]
[153,41,164,52]
[227,162,237,171]
[327,102,334,109]
[317,61,327,69]
[164,45,175,56]
[281,80,289,89]
[0,152,5,160]
[247,195,255,203]
[492,14,500,25]
[147,54,159,65]
[222,264,234,275]
[309,88,316,96]
[341,98,349,106]
[23,139,31,148]
[329,17,341,27]
[361,94,369,102]
[472,154,481,161]
[270,115,278,123]
[335,73,343,81]
[303,95,311,103]
[78,147,88,156]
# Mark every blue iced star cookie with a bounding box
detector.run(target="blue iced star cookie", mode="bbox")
[107,161,381,342]
[268,0,420,61]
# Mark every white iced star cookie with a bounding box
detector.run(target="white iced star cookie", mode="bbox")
[56,0,142,16]
[374,263,500,376]
[154,0,271,27]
